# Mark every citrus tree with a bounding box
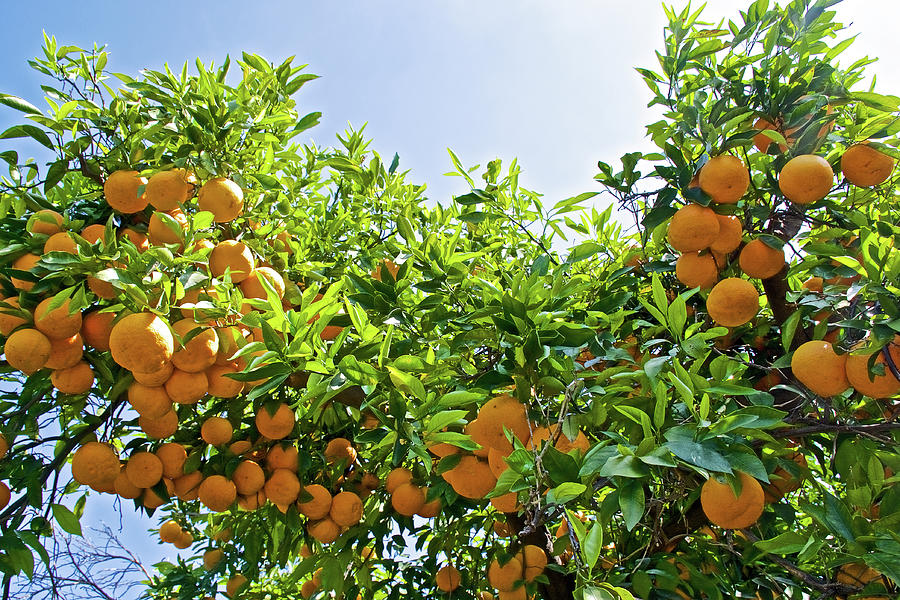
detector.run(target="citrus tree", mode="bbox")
[0,1,898,599]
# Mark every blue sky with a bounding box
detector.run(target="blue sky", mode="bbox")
[2,0,899,592]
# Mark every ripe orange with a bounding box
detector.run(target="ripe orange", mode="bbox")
[232,460,265,495]
[371,259,400,281]
[442,456,497,499]
[778,154,834,204]
[27,209,63,236]
[198,177,244,223]
[87,274,116,300]
[164,368,208,404]
[802,276,825,293]
[474,395,531,454]
[156,442,187,479]
[427,442,460,458]
[125,452,164,488]
[845,338,900,399]
[330,491,363,526]
[266,444,299,471]
[488,556,522,592]
[198,475,237,512]
[706,278,759,327]
[0,434,7,459]
[239,267,286,300]
[109,313,175,374]
[698,155,749,204]
[0,297,28,337]
[225,573,248,598]
[118,228,149,252]
[201,417,233,446]
[528,425,591,455]
[171,320,219,373]
[10,253,40,291]
[791,340,850,397]
[159,519,182,543]
[71,442,120,486]
[114,467,143,499]
[709,214,742,254]
[145,168,195,210]
[142,478,174,509]
[307,518,341,544]
[50,361,94,394]
[45,333,83,370]
[104,170,148,213]
[229,440,253,456]
[752,117,787,153]
[436,565,461,592]
[139,409,179,439]
[521,545,547,582]
[391,482,426,516]
[174,470,203,501]
[34,298,82,340]
[264,468,301,505]
[4,328,52,374]
[80,310,115,351]
[739,239,785,279]
[491,492,519,514]
[148,209,188,247]
[324,437,357,465]
[417,495,442,518]
[43,232,77,254]
[487,447,509,479]
[700,471,764,529]
[666,204,720,253]
[675,252,718,289]
[297,484,332,519]
[385,467,413,493]
[203,548,224,570]
[172,530,194,549]
[80,224,106,245]
[209,240,255,283]
[255,403,295,439]
[841,142,894,187]
[127,382,173,419]
[206,362,244,398]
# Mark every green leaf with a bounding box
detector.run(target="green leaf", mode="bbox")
[582,523,604,569]
[51,504,82,536]
[618,479,645,531]
[599,454,650,478]
[664,439,732,473]
[0,124,54,149]
[387,366,426,400]
[548,482,586,504]
[0,93,42,115]
[426,410,467,434]
[754,531,810,555]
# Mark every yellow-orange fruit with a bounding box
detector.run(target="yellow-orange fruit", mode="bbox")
[80,224,106,245]
[172,530,194,549]
[225,573,248,598]
[203,548,223,570]
[298,484,332,520]
[699,155,749,204]
[44,333,83,370]
[118,228,149,252]
[845,339,900,399]
[51,361,94,394]
[229,440,252,456]
[392,482,426,516]
[307,518,340,544]
[436,565,461,592]
[324,437,357,465]
[666,204,720,253]
[148,209,188,247]
[487,447,510,479]
[127,382,173,419]
[266,444,299,471]
[442,456,497,499]
[198,475,237,512]
[700,471,765,529]
[146,168,195,211]
[133,361,174,387]
[0,298,28,337]
[43,232,77,254]
[491,492,520,514]
[835,562,883,587]
[417,496,442,518]
[201,416,233,446]
[5,328,51,374]
[141,478,174,509]
[71,442,119,486]
[232,460,265,495]
[104,170,148,213]
[428,442,460,458]
[676,252,718,289]
[125,452,164,488]
[239,267,285,300]
[385,467,413,493]
[27,209,63,236]
[139,409,178,440]
[264,468,301,505]
[739,239,785,279]
[791,340,850,397]
[80,311,115,352]
[488,556,523,592]
[159,519,182,543]
[156,443,187,479]
[706,278,759,327]
[164,368,208,404]
[802,276,824,293]
[528,424,591,455]
[255,403,295,439]
[709,214,742,254]
[474,395,531,454]
[109,313,175,374]
[0,434,7,459]
[34,298,82,340]
[521,545,548,582]
[174,471,203,501]
[752,117,787,153]
[198,178,243,223]
[842,142,895,187]
[209,240,254,283]
[114,467,143,499]
[10,253,40,291]
[206,363,244,398]
[778,154,834,205]
[330,491,363,527]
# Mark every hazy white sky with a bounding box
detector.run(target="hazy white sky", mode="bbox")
[1,0,899,589]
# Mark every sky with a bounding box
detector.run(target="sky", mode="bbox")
[1,0,899,594]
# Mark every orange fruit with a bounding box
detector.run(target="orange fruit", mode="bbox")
[488,556,522,592]
[142,478,174,509]
[164,368,208,404]
[752,117,787,153]
[491,492,519,514]
[87,274,116,300]
[4,328,51,374]
[145,168,195,210]
[371,259,399,281]
[436,565,461,592]
[148,209,188,247]
[10,253,40,291]
[206,362,244,398]
[427,442,460,458]
[391,482,426,516]
[845,338,900,399]
[0,297,28,337]
[45,333,83,370]
[127,382,173,419]
[835,562,883,587]
[232,460,265,495]
[114,467,143,499]
[298,484,332,519]
[125,452,164,488]
[198,177,244,223]
[50,361,94,394]
[266,444,299,471]
[842,142,894,187]
[27,209,63,236]
[417,495,442,518]
[778,154,834,204]
[80,310,115,351]
[43,232,77,254]
[739,239,785,279]
[474,395,531,454]
[255,403,295,439]
[139,409,179,439]
[34,298,82,340]
[104,170,148,213]
[666,204,720,253]
[171,320,219,373]
[117,228,149,252]
[324,437,357,465]
[528,425,591,455]
[487,447,509,479]
[225,573,248,598]
[0,434,7,459]
[201,417,233,446]
[264,468,301,505]
[203,548,224,570]
[109,313,175,374]
[442,456,497,499]
[521,545,547,582]
[209,240,255,283]
[330,491,363,526]
[700,471,764,529]
[239,267,286,300]
[80,224,106,245]
[706,278,759,327]
[159,519,182,543]
[307,518,340,544]
[156,442,188,479]
[675,252,718,289]
[198,475,237,512]
[174,471,203,501]
[71,442,119,486]
[385,467,413,494]
[709,214,742,254]
[172,530,194,549]
[698,155,749,204]
[791,340,850,397]
[229,440,252,455]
